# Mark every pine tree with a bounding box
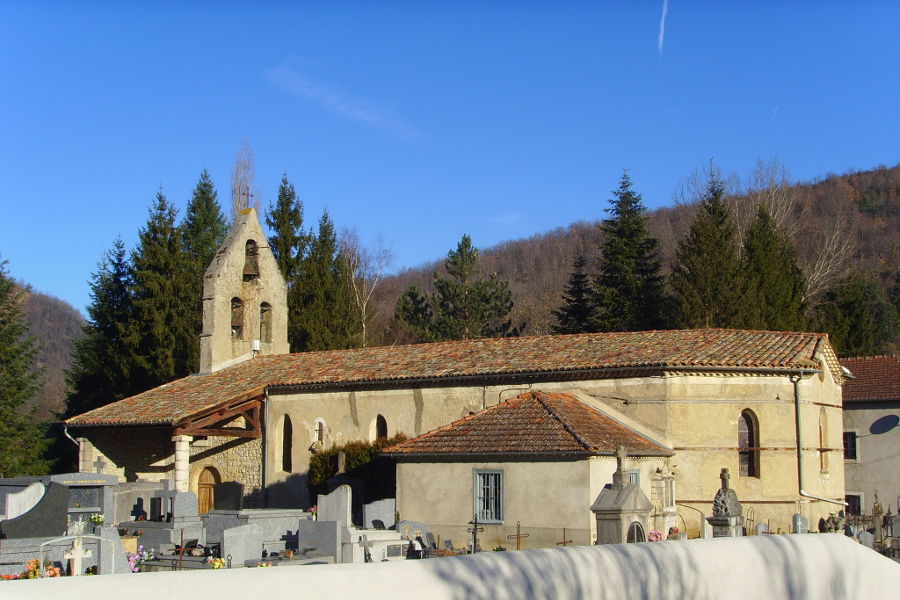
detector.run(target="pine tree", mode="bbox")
[740,206,808,330]
[814,273,900,356]
[396,235,517,342]
[180,171,227,371]
[552,255,593,334]
[294,211,358,351]
[265,175,310,352]
[0,258,51,476]
[671,174,745,328]
[592,173,670,331]
[65,239,136,417]
[129,191,194,389]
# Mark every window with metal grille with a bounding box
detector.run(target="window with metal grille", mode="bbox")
[843,431,858,460]
[474,470,503,523]
[627,469,640,485]
[738,410,760,477]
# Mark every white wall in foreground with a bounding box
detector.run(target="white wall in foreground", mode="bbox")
[3,535,898,600]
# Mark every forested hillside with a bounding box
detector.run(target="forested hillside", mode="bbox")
[371,164,899,350]
[18,287,84,419]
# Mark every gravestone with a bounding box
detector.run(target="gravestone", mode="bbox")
[706,468,744,537]
[396,521,431,541]
[318,485,352,526]
[792,514,809,535]
[0,482,69,538]
[214,482,244,511]
[296,519,341,562]
[223,523,264,565]
[857,530,875,549]
[756,523,769,536]
[3,482,45,519]
[64,537,92,576]
[363,498,395,529]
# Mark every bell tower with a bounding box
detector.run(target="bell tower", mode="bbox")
[199,208,289,373]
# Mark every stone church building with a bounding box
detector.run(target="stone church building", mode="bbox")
[66,209,847,539]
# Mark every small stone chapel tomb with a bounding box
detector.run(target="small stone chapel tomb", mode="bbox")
[591,446,652,544]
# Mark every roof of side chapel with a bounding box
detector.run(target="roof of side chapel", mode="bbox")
[381,391,673,457]
[66,328,842,427]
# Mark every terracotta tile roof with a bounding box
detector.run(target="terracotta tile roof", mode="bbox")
[66,328,839,427]
[840,356,900,403]
[381,391,672,457]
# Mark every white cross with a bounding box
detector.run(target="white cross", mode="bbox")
[64,537,92,576]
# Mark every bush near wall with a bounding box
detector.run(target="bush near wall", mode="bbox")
[308,434,408,498]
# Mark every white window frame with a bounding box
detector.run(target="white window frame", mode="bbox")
[627,469,641,485]
[473,470,503,524]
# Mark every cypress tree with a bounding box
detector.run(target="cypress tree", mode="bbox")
[396,235,517,342]
[0,258,51,476]
[552,255,594,334]
[294,211,358,351]
[265,175,310,352]
[129,191,193,389]
[592,173,670,331]
[671,174,745,329]
[181,171,227,371]
[740,206,808,331]
[65,238,136,417]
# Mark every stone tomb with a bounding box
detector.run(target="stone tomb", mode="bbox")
[308,485,403,563]
[591,447,652,544]
[118,482,205,555]
[792,514,809,535]
[706,468,744,537]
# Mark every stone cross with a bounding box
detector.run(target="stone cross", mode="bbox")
[64,537,92,577]
[358,534,374,563]
[719,467,730,491]
[93,456,107,474]
[615,445,627,473]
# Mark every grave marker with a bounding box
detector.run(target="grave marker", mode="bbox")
[64,537,92,576]
[556,528,573,546]
[467,515,484,554]
[505,521,530,550]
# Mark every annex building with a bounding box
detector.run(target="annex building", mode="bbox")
[66,209,847,541]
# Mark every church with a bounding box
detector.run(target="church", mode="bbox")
[66,209,847,540]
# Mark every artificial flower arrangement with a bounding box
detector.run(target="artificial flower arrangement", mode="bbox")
[208,557,226,569]
[89,513,105,525]
[647,530,665,542]
[125,545,155,573]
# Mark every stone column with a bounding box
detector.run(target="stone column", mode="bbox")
[172,435,193,492]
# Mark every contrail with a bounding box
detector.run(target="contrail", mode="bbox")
[658,0,669,57]
[768,106,780,129]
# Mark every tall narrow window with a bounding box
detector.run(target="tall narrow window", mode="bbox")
[282,415,293,472]
[231,297,244,339]
[843,431,858,461]
[819,408,828,473]
[259,302,272,343]
[243,240,259,281]
[738,410,760,477]
[376,415,388,440]
[315,420,326,443]
[474,470,503,523]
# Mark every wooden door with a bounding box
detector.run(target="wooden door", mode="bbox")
[198,467,218,514]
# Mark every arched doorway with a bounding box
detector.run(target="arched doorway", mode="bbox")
[197,467,221,514]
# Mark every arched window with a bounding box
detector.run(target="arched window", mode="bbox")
[231,297,244,339]
[738,410,760,478]
[819,408,828,473]
[259,302,272,343]
[282,415,293,473]
[375,415,388,440]
[626,522,645,543]
[243,240,259,281]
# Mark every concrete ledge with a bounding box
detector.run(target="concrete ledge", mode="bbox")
[3,535,898,599]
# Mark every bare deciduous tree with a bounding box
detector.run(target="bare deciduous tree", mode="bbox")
[340,229,394,347]
[733,158,801,246]
[230,140,260,220]
[798,218,856,302]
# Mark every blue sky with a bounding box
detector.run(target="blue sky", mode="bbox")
[1,1,896,313]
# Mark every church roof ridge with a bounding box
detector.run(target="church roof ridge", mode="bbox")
[66,328,840,427]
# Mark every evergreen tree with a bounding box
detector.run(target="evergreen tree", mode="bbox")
[671,174,745,328]
[814,273,900,356]
[265,175,310,351]
[740,206,808,330]
[396,235,517,342]
[294,211,358,351]
[129,191,194,389]
[552,255,593,334]
[65,239,136,417]
[592,173,670,331]
[0,258,51,476]
[180,171,227,371]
